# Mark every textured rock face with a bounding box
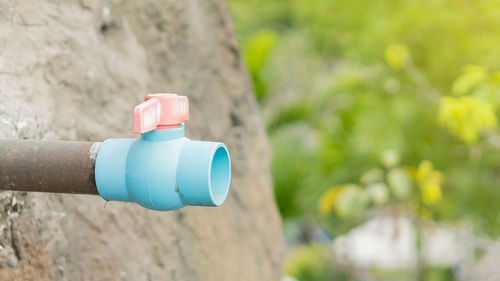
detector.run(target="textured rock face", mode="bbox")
[0,1,284,280]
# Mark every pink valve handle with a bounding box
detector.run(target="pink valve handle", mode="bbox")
[133,93,189,134]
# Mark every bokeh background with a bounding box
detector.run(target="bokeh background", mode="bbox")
[228,1,500,280]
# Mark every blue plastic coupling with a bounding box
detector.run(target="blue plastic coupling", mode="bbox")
[94,125,231,211]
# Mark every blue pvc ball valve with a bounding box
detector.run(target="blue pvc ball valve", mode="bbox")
[94,94,231,211]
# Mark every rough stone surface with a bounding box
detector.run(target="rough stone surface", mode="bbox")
[0,0,284,280]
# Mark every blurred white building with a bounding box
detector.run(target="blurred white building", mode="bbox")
[332,214,500,280]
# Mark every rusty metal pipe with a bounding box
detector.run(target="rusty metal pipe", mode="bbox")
[0,140,101,195]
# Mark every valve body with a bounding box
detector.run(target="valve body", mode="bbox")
[95,124,231,211]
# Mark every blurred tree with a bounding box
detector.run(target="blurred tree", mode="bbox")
[229,0,500,280]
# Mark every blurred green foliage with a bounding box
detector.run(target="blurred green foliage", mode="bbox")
[244,30,278,100]
[229,0,500,280]
[284,244,335,281]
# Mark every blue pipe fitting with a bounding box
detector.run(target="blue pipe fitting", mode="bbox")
[94,123,231,211]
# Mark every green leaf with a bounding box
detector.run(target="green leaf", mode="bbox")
[360,168,385,185]
[452,65,488,96]
[387,168,413,200]
[243,29,278,100]
[381,149,400,168]
[384,44,410,69]
[366,183,390,206]
[335,184,369,217]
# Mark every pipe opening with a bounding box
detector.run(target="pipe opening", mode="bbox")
[209,146,231,206]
